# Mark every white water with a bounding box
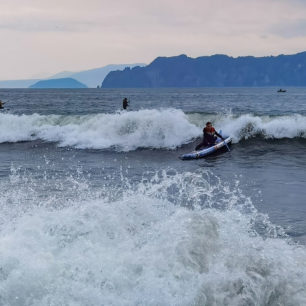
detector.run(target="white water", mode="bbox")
[0,109,200,151]
[0,169,306,305]
[217,113,306,142]
[1,110,306,151]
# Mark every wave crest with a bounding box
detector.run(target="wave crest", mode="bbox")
[0,109,200,150]
[1,110,306,150]
[188,113,306,143]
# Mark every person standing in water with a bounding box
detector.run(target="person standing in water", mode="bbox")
[122,97,129,110]
[195,121,224,150]
[0,100,5,109]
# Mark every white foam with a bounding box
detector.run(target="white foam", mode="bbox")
[0,109,200,151]
[1,111,306,150]
[212,113,306,143]
[0,170,305,305]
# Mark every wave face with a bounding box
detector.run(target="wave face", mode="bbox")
[0,109,200,150]
[217,113,306,142]
[188,113,306,143]
[0,168,305,305]
[1,110,306,150]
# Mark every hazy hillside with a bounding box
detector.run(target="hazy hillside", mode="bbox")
[48,64,145,88]
[29,78,87,89]
[0,63,145,88]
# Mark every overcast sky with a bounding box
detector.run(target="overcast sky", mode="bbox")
[0,0,306,80]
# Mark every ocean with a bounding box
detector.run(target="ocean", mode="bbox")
[0,88,306,305]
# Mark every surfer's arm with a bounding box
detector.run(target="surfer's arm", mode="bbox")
[215,131,224,140]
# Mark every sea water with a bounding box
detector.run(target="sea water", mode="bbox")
[0,88,306,305]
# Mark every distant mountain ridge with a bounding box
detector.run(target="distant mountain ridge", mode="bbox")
[0,63,145,88]
[48,64,145,88]
[29,78,87,89]
[102,52,306,88]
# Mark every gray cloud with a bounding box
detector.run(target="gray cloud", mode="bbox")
[0,0,306,79]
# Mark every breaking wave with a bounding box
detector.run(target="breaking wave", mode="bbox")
[0,167,305,305]
[187,112,306,143]
[214,113,306,142]
[1,109,306,150]
[0,109,200,151]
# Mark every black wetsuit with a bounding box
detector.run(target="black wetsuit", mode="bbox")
[123,98,128,110]
[195,127,223,150]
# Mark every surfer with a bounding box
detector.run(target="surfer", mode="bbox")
[123,97,129,110]
[195,122,224,150]
[0,100,5,109]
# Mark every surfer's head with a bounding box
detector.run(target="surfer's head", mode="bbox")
[205,121,215,133]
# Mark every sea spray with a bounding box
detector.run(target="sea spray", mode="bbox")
[1,110,306,150]
[0,167,305,305]
[0,109,200,150]
[188,113,306,143]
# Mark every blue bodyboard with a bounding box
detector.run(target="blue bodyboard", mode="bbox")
[180,134,231,160]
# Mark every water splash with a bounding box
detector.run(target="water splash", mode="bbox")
[0,167,305,305]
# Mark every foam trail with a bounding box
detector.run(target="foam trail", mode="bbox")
[0,169,306,305]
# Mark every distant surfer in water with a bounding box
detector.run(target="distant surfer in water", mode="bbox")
[195,121,224,150]
[0,100,5,109]
[123,98,129,110]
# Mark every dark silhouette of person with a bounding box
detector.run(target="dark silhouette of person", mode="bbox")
[123,98,129,110]
[0,100,5,109]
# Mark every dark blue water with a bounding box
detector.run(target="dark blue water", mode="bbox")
[0,88,306,305]
[2,87,306,115]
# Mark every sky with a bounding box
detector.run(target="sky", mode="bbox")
[0,0,306,80]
